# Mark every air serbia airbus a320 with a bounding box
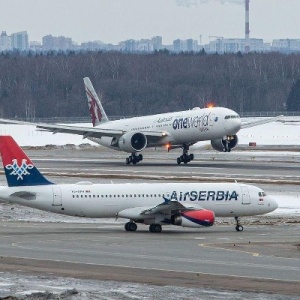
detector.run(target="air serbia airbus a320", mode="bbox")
[0,78,281,165]
[0,136,277,232]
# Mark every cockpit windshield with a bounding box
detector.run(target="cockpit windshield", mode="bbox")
[258,191,267,197]
[224,115,240,120]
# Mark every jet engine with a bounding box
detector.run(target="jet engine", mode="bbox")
[171,209,215,228]
[211,135,238,152]
[118,132,147,153]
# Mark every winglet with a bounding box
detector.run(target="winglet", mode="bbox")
[83,77,109,127]
[0,136,53,187]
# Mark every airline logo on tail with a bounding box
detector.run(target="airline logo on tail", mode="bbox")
[0,136,53,187]
[5,158,34,180]
[86,87,102,126]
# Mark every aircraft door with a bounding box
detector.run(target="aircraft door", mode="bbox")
[241,186,250,204]
[209,114,216,126]
[52,187,62,206]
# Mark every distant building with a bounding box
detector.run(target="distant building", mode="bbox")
[11,31,29,51]
[138,39,153,52]
[272,39,300,52]
[29,41,42,52]
[173,39,198,52]
[186,39,198,52]
[151,36,163,51]
[0,31,11,51]
[81,40,105,51]
[207,38,264,53]
[42,34,73,51]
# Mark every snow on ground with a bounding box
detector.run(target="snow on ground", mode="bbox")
[1,272,297,300]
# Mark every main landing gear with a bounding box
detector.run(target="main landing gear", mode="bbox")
[124,222,162,233]
[125,221,137,231]
[125,153,143,165]
[149,223,162,233]
[235,216,244,232]
[177,144,194,165]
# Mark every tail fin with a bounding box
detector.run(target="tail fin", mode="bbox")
[83,77,109,127]
[0,136,53,187]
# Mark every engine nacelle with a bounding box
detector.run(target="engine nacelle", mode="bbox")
[211,135,238,152]
[118,132,147,153]
[171,210,215,228]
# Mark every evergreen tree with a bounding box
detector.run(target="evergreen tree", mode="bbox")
[286,78,300,111]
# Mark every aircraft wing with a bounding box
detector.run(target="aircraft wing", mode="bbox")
[241,115,283,129]
[0,118,168,140]
[117,200,203,220]
[140,200,200,215]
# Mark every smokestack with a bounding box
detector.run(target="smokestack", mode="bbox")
[245,0,250,53]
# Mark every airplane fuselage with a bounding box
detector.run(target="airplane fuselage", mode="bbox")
[0,182,277,221]
[89,107,241,150]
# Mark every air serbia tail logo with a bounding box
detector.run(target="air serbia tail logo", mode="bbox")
[86,87,102,127]
[0,136,53,187]
[5,158,34,180]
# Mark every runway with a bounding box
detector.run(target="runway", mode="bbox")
[23,147,300,184]
[0,222,299,295]
[0,147,299,296]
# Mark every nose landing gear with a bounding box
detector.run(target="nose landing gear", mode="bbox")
[235,216,244,231]
[125,153,143,165]
[177,144,194,164]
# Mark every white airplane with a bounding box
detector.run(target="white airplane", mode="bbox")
[0,77,281,165]
[0,136,278,232]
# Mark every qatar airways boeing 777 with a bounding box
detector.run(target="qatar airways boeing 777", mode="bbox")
[0,136,277,232]
[0,78,281,165]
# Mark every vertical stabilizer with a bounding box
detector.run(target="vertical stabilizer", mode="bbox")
[83,77,109,127]
[0,136,53,187]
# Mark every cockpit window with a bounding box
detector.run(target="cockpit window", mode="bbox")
[224,115,240,120]
[258,192,266,197]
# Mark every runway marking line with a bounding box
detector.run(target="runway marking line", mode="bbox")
[199,243,260,257]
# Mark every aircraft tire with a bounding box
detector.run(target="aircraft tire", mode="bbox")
[177,157,181,165]
[149,223,162,233]
[154,224,162,233]
[235,225,243,232]
[125,222,137,231]
[190,154,194,161]
[138,154,143,161]
[126,158,130,165]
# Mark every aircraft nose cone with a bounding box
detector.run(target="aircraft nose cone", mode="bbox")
[267,197,278,212]
[232,119,242,132]
[225,119,242,135]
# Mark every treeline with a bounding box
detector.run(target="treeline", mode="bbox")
[0,50,300,119]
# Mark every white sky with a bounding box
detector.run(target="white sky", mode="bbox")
[0,0,299,45]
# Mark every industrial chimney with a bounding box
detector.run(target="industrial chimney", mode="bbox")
[245,0,250,53]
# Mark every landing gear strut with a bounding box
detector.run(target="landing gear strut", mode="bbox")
[126,153,143,165]
[177,144,194,165]
[235,216,244,232]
